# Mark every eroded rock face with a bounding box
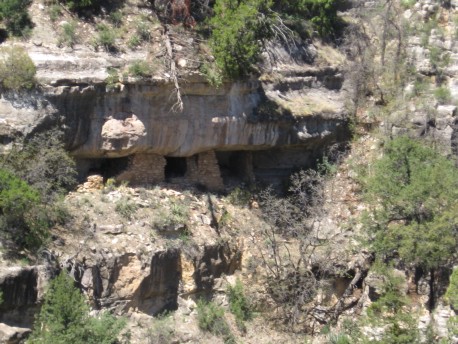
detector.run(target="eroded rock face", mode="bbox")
[101,115,147,153]
[0,266,48,327]
[0,40,350,161]
[62,241,243,315]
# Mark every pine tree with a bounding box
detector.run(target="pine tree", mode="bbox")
[363,136,458,270]
[28,272,125,344]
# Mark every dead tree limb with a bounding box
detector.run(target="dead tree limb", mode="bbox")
[164,26,184,112]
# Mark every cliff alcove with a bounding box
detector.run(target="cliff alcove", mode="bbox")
[2,0,458,343]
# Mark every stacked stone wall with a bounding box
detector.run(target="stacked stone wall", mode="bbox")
[186,151,224,191]
[117,153,166,184]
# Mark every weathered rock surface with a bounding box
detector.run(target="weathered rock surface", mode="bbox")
[0,265,49,329]
[0,40,349,162]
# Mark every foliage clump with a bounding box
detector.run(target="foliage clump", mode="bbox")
[0,129,77,250]
[58,21,78,48]
[362,136,458,271]
[93,24,117,52]
[207,0,342,79]
[128,60,154,77]
[227,279,252,332]
[28,271,126,343]
[0,169,45,249]
[197,299,235,344]
[0,46,36,91]
[209,0,271,79]
[0,0,33,37]
[336,263,420,343]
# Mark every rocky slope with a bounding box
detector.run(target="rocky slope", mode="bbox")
[1,0,458,343]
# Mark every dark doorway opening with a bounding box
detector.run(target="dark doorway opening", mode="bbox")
[165,157,187,179]
[100,157,130,180]
[76,157,130,182]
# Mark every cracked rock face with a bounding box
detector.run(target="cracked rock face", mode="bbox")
[101,115,147,153]
[0,38,350,159]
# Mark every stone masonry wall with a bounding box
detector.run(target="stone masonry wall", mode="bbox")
[117,153,166,185]
[186,151,224,191]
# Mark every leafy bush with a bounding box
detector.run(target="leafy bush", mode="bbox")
[226,187,251,206]
[209,0,270,78]
[274,0,342,37]
[0,0,33,36]
[58,21,78,48]
[93,24,117,52]
[362,136,458,270]
[109,10,123,27]
[48,4,62,22]
[115,198,138,220]
[0,129,76,250]
[197,299,235,344]
[28,271,126,343]
[152,201,189,230]
[4,129,77,202]
[128,60,153,77]
[200,61,223,87]
[434,86,451,104]
[105,67,120,90]
[365,264,419,344]
[445,269,458,310]
[227,279,252,331]
[0,169,47,249]
[0,46,36,90]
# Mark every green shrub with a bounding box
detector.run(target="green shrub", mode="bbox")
[445,269,458,309]
[58,21,78,48]
[109,10,123,27]
[0,46,36,91]
[227,279,252,331]
[128,35,141,49]
[365,265,419,344]
[128,60,153,77]
[273,0,341,37]
[152,201,189,230]
[4,129,77,202]
[200,61,223,87]
[400,0,416,8]
[115,198,138,220]
[0,169,44,248]
[94,24,117,52]
[135,20,151,41]
[209,0,269,78]
[0,0,33,37]
[362,136,458,270]
[197,299,235,344]
[327,333,351,344]
[434,86,451,104]
[105,67,120,90]
[48,4,62,22]
[28,271,126,343]
[0,129,76,250]
[226,187,251,206]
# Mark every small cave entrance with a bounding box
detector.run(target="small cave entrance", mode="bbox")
[76,157,130,182]
[164,157,187,179]
[216,151,254,185]
[99,157,130,180]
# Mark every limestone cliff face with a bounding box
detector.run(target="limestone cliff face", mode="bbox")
[0,44,349,161]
